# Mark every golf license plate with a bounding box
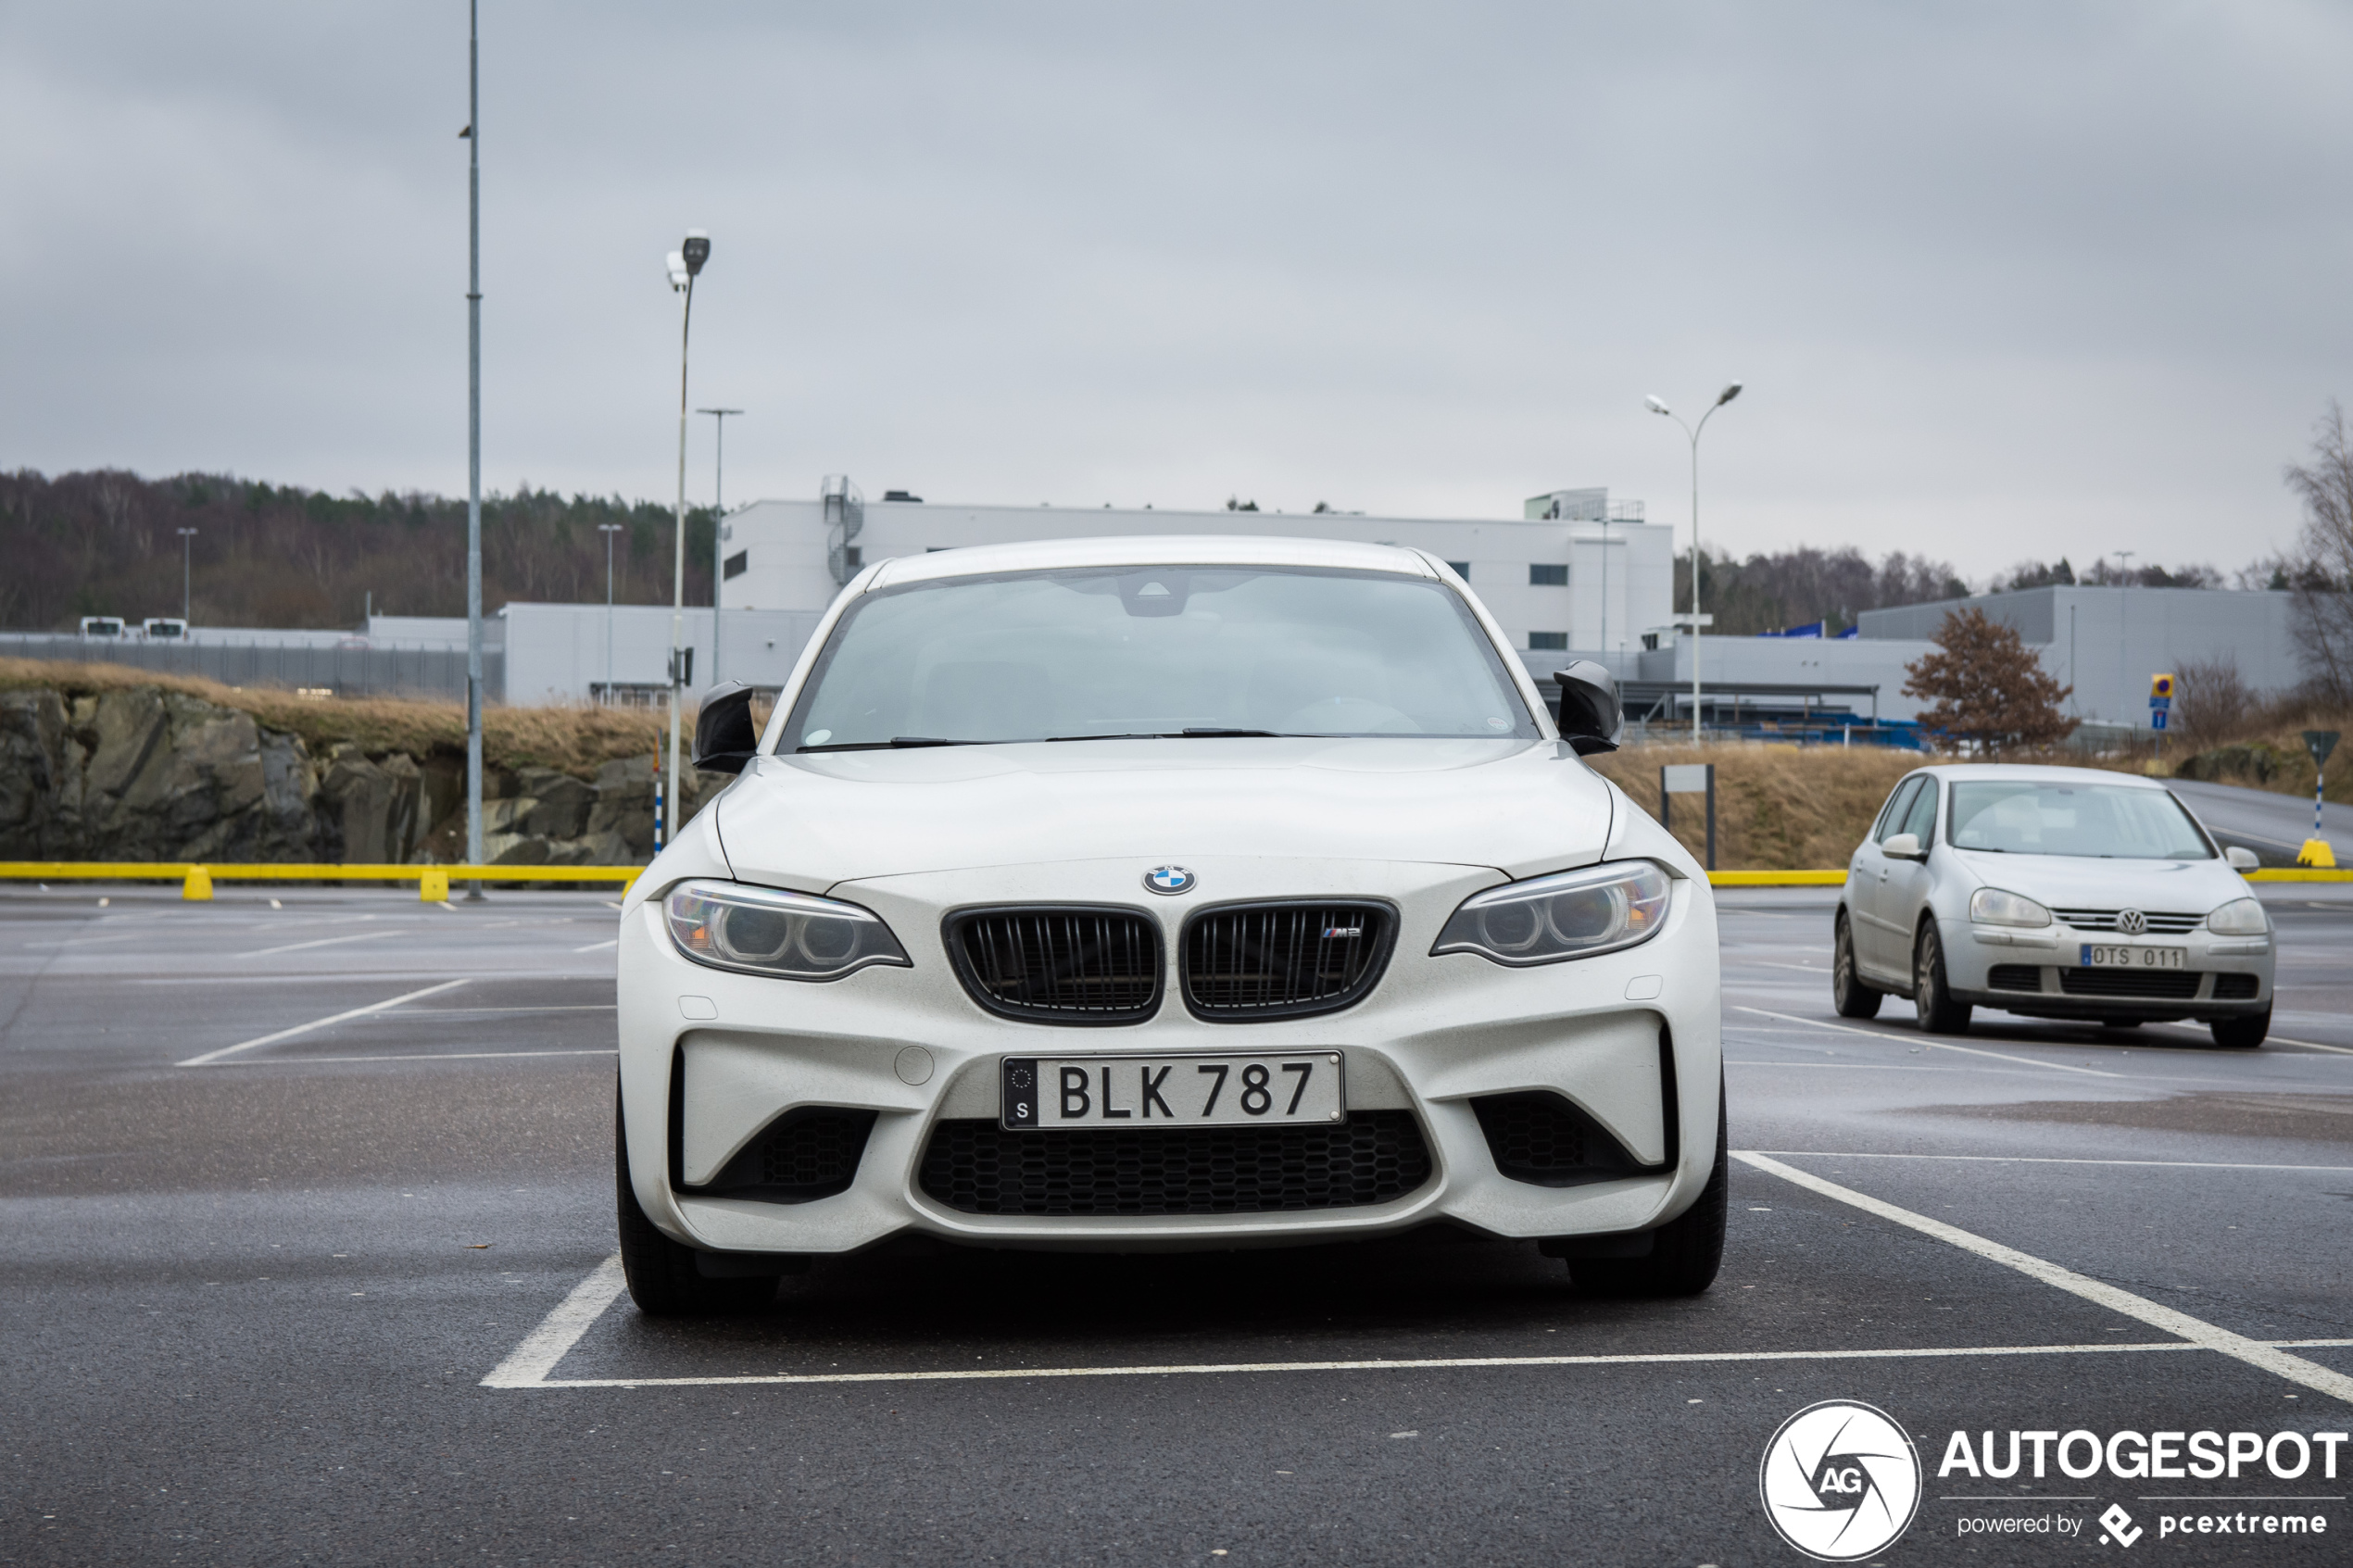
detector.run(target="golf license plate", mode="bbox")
[1000,1053,1345,1131]
[2080,944,2185,969]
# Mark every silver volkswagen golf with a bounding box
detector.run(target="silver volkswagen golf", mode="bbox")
[1831,764,2274,1047]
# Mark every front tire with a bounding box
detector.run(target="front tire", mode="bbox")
[2211,1008,2270,1050]
[1913,923,1972,1035]
[1570,1094,1728,1298]
[1832,913,1882,1019]
[616,1085,774,1316]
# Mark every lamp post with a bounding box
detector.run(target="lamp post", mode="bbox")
[462,0,485,899]
[2113,549,2135,729]
[665,230,711,852]
[1646,383,1743,741]
[698,407,742,684]
[175,528,197,621]
[598,522,623,700]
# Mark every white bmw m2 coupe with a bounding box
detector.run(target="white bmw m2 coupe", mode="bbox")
[613,536,1725,1312]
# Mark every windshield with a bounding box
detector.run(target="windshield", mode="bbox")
[1947,781,2213,860]
[781,565,1537,749]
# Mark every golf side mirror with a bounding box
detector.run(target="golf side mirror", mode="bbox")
[1552,661,1623,756]
[2225,845,2259,872]
[1881,832,1924,860]
[692,681,761,775]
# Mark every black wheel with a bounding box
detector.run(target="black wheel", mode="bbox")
[1832,913,1882,1019]
[1571,1092,1727,1298]
[2211,1008,2270,1049]
[616,1085,774,1316]
[1913,923,1972,1035]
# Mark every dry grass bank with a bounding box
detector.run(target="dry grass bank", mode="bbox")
[1592,743,1923,870]
[0,658,685,777]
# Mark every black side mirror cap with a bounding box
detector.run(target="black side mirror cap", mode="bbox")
[692,681,761,774]
[1552,661,1623,757]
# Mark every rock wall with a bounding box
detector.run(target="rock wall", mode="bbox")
[0,685,702,864]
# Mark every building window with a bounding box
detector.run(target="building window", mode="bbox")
[844,545,863,569]
[723,550,749,580]
[1529,563,1567,586]
[1528,632,1568,651]
[1445,560,1470,580]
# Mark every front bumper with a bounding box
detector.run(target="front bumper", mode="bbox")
[1942,917,2273,1021]
[618,855,1723,1257]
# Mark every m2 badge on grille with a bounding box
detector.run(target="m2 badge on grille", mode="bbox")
[1000,1053,1345,1130]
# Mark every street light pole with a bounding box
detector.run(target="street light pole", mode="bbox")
[598,522,623,700]
[665,232,711,855]
[176,528,197,621]
[1646,383,1743,742]
[463,0,485,899]
[698,407,742,684]
[2113,549,2135,734]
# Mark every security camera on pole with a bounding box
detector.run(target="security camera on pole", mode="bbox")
[1645,383,1743,742]
[663,231,711,852]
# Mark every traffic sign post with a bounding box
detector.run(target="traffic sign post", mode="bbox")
[2303,730,2339,867]
[2149,674,2173,761]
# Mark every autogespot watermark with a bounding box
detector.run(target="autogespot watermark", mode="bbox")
[1759,1405,2347,1558]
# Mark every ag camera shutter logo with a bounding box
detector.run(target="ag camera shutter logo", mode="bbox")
[1759,1400,1922,1561]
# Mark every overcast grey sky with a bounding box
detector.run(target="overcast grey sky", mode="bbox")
[3,2,2347,580]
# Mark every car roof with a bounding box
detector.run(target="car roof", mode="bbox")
[864,533,1440,590]
[1909,763,2171,788]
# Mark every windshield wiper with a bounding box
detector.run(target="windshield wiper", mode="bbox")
[798,736,984,752]
[1044,728,1290,742]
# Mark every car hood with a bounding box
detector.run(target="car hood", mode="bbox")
[715,737,1616,887]
[1946,847,2249,915]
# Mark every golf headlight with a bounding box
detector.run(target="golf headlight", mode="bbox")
[664,880,910,981]
[1433,860,1671,966]
[1969,887,2051,927]
[2206,897,2269,936]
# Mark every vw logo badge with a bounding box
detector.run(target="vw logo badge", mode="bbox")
[1144,865,1197,896]
[2118,908,2147,935]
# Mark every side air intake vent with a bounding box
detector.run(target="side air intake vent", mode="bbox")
[1470,1092,1649,1187]
[1180,901,1396,1021]
[695,1108,877,1204]
[945,907,1163,1024]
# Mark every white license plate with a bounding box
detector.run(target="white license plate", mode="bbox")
[1000,1053,1346,1131]
[2079,944,2185,969]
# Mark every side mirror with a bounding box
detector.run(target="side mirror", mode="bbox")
[1881,832,1923,860]
[2225,845,2259,872]
[1552,660,1623,757]
[691,681,761,775]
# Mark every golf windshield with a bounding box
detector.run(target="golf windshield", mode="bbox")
[1947,781,2213,860]
[782,565,1538,749]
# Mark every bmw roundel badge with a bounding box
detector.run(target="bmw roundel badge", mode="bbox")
[1144,865,1197,896]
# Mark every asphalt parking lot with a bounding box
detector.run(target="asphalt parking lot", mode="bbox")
[3,883,2348,1566]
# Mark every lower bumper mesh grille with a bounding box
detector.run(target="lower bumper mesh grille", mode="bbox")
[2211,973,2259,1000]
[916,1112,1432,1216]
[698,1108,876,1203]
[2057,968,2202,999]
[1987,963,2044,992]
[1470,1092,1647,1186]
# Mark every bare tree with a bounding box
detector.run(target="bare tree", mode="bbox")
[1904,608,2078,755]
[2285,399,2353,704]
[2170,655,2256,749]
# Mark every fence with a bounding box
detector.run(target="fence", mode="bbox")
[0,635,502,701]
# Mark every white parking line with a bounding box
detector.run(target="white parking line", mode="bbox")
[208,1048,617,1066]
[1746,1149,2353,1173]
[483,1256,627,1387]
[239,931,405,959]
[1734,1151,2353,1406]
[174,980,469,1066]
[573,940,618,953]
[1733,1005,2126,1078]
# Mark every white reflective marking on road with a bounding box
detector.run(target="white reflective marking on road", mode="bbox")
[238,931,406,959]
[480,1256,628,1388]
[174,979,469,1066]
[1734,1005,2126,1078]
[1746,1149,2353,1173]
[2274,1036,2353,1055]
[573,940,618,953]
[208,1048,617,1065]
[1735,1151,2353,1406]
[1750,961,1831,972]
[1726,1061,1970,1073]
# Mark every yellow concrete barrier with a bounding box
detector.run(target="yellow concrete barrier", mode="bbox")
[1706,870,1849,886]
[182,866,213,900]
[419,868,450,901]
[0,861,643,888]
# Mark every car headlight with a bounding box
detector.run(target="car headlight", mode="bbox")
[1432,860,1671,966]
[1969,887,2052,928]
[2206,897,2269,936]
[664,880,911,981]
